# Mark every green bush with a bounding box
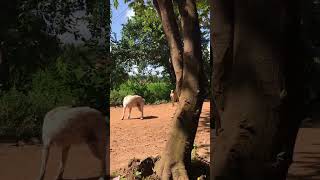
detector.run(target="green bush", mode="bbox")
[26,69,78,137]
[110,80,144,105]
[110,79,173,106]
[0,46,109,140]
[0,87,30,139]
[0,68,78,139]
[55,46,109,113]
[145,82,172,103]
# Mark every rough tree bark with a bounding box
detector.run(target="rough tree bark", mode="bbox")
[211,0,306,179]
[153,0,205,179]
[208,0,222,136]
[153,0,183,97]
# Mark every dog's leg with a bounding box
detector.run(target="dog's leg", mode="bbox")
[138,104,144,119]
[56,145,70,180]
[121,106,126,120]
[128,107,132,119]
[88,137,107,180]
[38,145,50,180]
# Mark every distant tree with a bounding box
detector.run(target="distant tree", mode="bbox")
[0,0,109,90]
[112,0,210,89]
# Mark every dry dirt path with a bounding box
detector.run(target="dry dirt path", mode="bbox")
[0,102,319,179]
[287,126,320,180]
[110,101,211,172]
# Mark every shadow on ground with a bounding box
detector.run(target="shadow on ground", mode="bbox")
[143,116,158,120]
[63,177,101,180]
[115,156,210,180]
[199,111,210,130]
[125,116,158,120]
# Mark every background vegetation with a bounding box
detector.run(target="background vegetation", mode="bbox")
[110,0,210,106]
[0,0,109,140]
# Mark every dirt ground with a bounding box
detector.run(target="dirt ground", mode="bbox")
[0,102,319,180]
[287,127,320,180]
[110,101,211,172]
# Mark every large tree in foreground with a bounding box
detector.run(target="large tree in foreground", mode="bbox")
[151,0,206,179]
[112,0,207,177]
[211,0,307,179]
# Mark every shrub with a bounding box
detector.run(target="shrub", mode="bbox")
[55,47,109,113]
[0,69,78,140]
[0,46,109,140]
[110,80,144,105]
[145,82,171,103]
[110,79,173,106]
[0,87,30,139]
[26,69,78,138]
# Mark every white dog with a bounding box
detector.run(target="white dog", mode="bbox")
[121,95,145,120]
[170,89,178,106]
[37,106,107,180]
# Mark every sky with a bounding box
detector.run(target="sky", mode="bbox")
[111,1,135,41]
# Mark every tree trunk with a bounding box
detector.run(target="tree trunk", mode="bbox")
[209,0,223,136]
[166,57,177,87]
[154,0,205,179]
[153,0,183,97]
[211,0,305,179]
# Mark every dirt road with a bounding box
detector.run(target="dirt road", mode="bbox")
[0,102,319,179]
[110,101,211,172]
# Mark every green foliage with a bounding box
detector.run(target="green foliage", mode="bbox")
[0,70,77,139]
[0,87,30,139]
[0,0,110,139]
[111,0,210,90]
[54,45,109,113]
[135,170,142,178]
[145,82,172,103]
[111,1,170,82]
[0,45,108,139]
[110,78,173,106]
[191,143,198,161]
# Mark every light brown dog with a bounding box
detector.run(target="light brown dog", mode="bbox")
[37,106,107,180]
[121,95,145,120]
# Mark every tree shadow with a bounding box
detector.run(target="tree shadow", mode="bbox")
[127,116,158,120]
[62,177,100,180]
[63,175,115,180]
[199,111,210,130]
[143,116,158,120]
[197,144,210,149]
[189,158,210,179]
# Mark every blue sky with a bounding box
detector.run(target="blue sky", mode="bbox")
[111,1,134,41]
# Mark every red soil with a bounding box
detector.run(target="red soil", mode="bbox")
[0,102,319,179]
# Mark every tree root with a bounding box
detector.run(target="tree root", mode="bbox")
[154,156,189,180]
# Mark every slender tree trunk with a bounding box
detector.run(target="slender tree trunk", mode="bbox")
[153,0,183,97]
[154,0,205,179]
[211,0,305,179]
